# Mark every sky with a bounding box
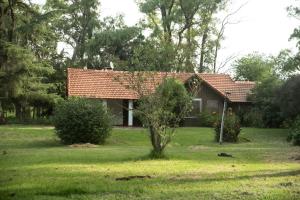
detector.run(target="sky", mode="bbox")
[33,0,299,72]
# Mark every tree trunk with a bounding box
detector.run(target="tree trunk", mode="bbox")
[37,107,41,118]
[199,29,208,73]
[8,0,15,43]
[149,126,164,156]
[15,103,22,120]
[24,106,31,120]
[33,107,35,119]
[213,44,218,73]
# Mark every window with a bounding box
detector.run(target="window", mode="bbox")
[187,98,202,118]
[207,100,218,108]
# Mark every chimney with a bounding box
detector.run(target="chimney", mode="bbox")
[109,61,114,70]
[103,62,114,71]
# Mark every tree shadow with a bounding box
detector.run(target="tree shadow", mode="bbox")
[171,169,300,183]
[10,139,63,149]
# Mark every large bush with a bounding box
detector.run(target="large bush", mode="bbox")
[248,76,284,127]
[214,112,241,143]
[53,98,112,144]
[278,75,300,120]
[287,116,300,146]
[242,108,264,128]
[198,111,218,127]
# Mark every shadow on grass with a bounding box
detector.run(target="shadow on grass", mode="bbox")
[0,187,95,200]
[6,139,63,149]
[36,187,92,197]
[1,169,299,200]
[170,169,300,183]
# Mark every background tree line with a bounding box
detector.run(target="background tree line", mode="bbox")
[0,0,231,121]
[0,0,299,125]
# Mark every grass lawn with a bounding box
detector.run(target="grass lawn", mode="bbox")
[0,125,299,200]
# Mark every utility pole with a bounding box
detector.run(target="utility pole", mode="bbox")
[219,92,231,145]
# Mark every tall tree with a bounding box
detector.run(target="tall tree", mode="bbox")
[281,3,300,73]
[211,3,245,73]
[234,53,274,82]
[86,16,143,70]
[0,0,60,120]
[137,0,224,72]
[45,0,101,67]
[197,0,223,72]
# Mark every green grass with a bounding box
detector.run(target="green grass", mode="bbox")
[0,125,299,200]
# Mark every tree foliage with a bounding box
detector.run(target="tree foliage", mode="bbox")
[87,16,144,70]
[243,3,300,128]
[45,0,101,66]
[0,0,60,120]
[248,76,284,128]
[234,53,273,82]
[137,0,225,72]
[278,75,300,120]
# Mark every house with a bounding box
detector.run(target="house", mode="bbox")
[67,68,255,126]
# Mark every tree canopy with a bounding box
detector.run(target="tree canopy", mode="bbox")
[234,53,273,82]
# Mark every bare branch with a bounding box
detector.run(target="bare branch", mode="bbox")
[212,2,248,73]
[216,53,239,73]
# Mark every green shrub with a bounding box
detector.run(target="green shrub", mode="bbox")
[242,108,264,128]
[281,119,294,129]
[287,116,300,146]
[198,111,218,127]
[53,98,112,145]
[214,112,241,143]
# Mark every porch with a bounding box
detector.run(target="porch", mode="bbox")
[102,99,141,126]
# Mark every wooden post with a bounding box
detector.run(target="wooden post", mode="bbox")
[128,100,133,126]
[219,92,230,144]
[219,99,227,144]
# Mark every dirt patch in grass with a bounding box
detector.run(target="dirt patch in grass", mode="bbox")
[69,143,98,148]
[188,145,209,151]
[115,175,152,181]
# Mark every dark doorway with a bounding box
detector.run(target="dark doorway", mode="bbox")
[122,100,128,126]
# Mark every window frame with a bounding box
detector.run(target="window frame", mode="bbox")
[185,98,203,119]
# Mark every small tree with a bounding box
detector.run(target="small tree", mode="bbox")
[214,110,241,143]
[53,98,112,144]
[287,116,300,146]
[137,78,192,158]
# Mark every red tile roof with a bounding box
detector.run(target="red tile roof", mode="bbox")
[198,74,256,102]
[67,68,255,102]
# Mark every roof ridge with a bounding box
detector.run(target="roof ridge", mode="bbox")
[67,67,255,103]
[235,81,256,84]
